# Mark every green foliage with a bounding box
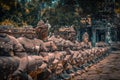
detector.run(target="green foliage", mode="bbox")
[0,0,40,27]
[0,0,119,27]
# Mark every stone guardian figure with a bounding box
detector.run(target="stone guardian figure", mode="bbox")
[81,32,92,49]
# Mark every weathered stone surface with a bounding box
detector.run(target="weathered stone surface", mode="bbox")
[0,33,111,80]
[75,50,120,80]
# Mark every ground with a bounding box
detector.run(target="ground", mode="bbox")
[75,50,120,80]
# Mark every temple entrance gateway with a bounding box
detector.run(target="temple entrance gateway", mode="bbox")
[96,29,106,42]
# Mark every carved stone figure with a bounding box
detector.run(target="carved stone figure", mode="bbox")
[0,31,110,80]
[81,32,92,49]
[17,37,48,54]
[36,20,48,41]
[0,33,26,57]
[0,34,30,79]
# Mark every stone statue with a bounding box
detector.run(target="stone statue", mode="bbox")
[35,20,48,41]
[106,32,111,45]
[82,32,89,43]
[81,32,92,49]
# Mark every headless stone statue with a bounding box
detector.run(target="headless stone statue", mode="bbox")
[0,34,32,79]
[0,33,26,57]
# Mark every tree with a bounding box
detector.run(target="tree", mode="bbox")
[0,0,119,27]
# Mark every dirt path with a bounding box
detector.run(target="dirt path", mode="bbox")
[75,51,120,80]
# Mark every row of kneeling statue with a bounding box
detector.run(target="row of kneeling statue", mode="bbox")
[0,33,110,80]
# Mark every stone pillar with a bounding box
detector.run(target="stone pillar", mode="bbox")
[92,29,96,47]
[96,31,99,42]
[76,29,80,41]
[106,27,112,44]
[115,30,117,42]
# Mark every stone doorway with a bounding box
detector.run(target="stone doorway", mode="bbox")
[96,29,106,42]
